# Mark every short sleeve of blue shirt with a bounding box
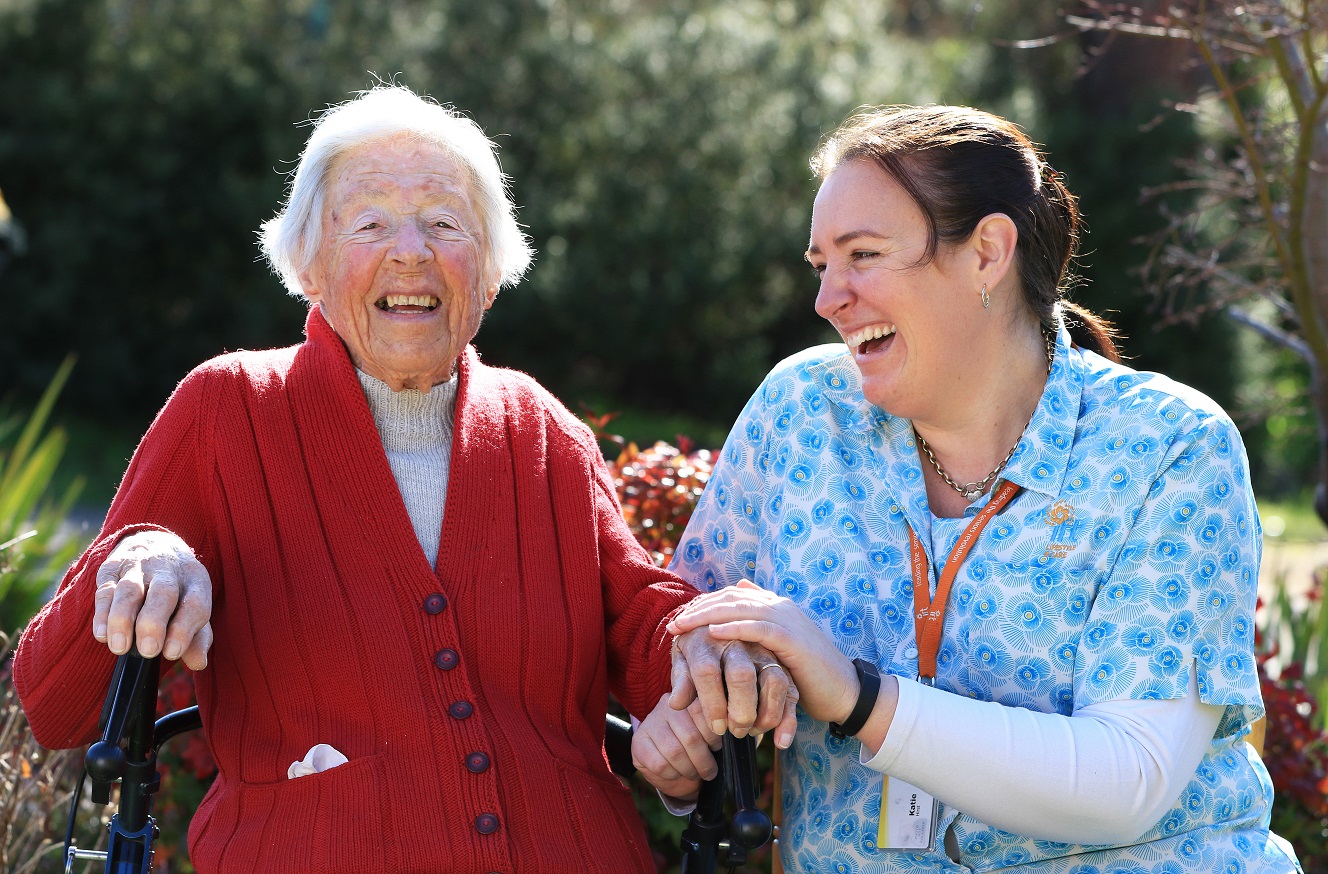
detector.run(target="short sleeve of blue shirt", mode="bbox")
[1074,414,1263,734]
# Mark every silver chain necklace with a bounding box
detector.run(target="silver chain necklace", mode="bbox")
[917,432,1018,501]
[917,330,1056,502]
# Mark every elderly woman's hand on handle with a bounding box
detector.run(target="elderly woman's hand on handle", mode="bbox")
[669,581,899,749]
[93,530,213,670]
[669,627,800,748]
[638,631,796,803]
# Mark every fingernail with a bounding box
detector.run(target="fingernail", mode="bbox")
[732,727,748,738]
[93,624,107,641]
[711,720,726,735]
[163,641,182,661]
[778,732,793,749]
[139,636,159,656]
[110,633,127,654]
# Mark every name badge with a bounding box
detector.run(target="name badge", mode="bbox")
[877,776,938,850]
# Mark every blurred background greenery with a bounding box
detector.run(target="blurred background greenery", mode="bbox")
[0,0,1296,505]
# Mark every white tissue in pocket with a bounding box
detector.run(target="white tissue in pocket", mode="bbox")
[287,743,349,779]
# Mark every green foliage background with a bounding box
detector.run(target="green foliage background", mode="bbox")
[0,0,1287,493]
[0,355,83,634]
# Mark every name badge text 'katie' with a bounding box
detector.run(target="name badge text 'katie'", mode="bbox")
[879,776,938,850]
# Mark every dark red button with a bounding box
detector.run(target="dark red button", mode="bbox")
[423,593,447,614]
[475,813,499,835]
[449,701,473,719]
[434,649,459,670]
[465,752,490,773]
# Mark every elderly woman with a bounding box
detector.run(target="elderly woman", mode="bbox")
[644,106,1301,872]
[15,86,786,873]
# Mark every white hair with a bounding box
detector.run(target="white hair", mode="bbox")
[259,85,534,297]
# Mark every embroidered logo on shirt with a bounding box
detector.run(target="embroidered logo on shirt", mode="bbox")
[1044,500,1078,559]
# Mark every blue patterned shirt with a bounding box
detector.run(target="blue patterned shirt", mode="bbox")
[672,327,1301,873]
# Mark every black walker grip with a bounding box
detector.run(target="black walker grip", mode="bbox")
[679,732,773,872]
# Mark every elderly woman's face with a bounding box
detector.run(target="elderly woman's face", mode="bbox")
[300,136,496,392]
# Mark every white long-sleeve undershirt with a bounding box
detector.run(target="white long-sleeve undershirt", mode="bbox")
[862,663,1224,846]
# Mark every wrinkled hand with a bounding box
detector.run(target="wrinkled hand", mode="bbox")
[93,530,213,670]
[669,623,798,748]
[669,580,857,726]
[632,693,720,804]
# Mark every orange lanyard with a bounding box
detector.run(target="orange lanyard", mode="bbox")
[907,479,1022,681]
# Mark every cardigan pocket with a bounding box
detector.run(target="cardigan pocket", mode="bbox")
[203,753,392,872]
[554,758,653,871]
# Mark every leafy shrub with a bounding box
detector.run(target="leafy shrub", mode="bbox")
[1261,567,1328,729]
[0,362,104,872]
[1259,569,1328,869]
[0,632,103,874]
[146,666,214,874]
[590,424,774,872]
[597,432,714,569]
[0,355,86,633]
[1260,659,1328,868]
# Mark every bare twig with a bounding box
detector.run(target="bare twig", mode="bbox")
[1226,304,1314,360]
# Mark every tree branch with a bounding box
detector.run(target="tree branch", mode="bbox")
[1297,2,1323,93]
[1063,14,1191,40]
[1267,29,1310,117]
[1225,304,1313,361]
[1161,245,1299,321]
[1188,15,1328,361]
[1278,13,1328,371]
[1064,10,1260,55]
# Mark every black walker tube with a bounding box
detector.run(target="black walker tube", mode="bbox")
[116,655,160,835]
[77,651,165,874]
[679,733,773,873]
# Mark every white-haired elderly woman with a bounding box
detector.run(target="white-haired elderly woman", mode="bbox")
[15,86,789,873]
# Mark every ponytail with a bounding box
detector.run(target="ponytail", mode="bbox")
[1059,301,1120,362]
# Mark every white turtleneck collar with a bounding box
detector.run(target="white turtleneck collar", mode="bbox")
[355,369,458,568]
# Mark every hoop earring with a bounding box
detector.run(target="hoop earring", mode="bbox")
[980,284,990,308]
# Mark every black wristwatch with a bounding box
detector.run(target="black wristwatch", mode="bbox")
[828,658,881,739]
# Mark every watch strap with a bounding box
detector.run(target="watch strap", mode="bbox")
[829,658,880,738]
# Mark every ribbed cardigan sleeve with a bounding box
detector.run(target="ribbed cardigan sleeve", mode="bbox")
[516,382,697,723]
[14,367,218,749]
[591,451,697,719]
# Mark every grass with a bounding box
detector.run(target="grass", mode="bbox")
[1258,493,1327,543]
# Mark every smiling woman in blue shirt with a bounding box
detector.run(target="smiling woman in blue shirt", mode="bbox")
[637,105,1302,873]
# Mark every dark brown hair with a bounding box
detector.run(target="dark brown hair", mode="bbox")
[811,105,1119,361]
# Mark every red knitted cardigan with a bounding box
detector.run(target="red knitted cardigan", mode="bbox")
[15,307,696,873]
